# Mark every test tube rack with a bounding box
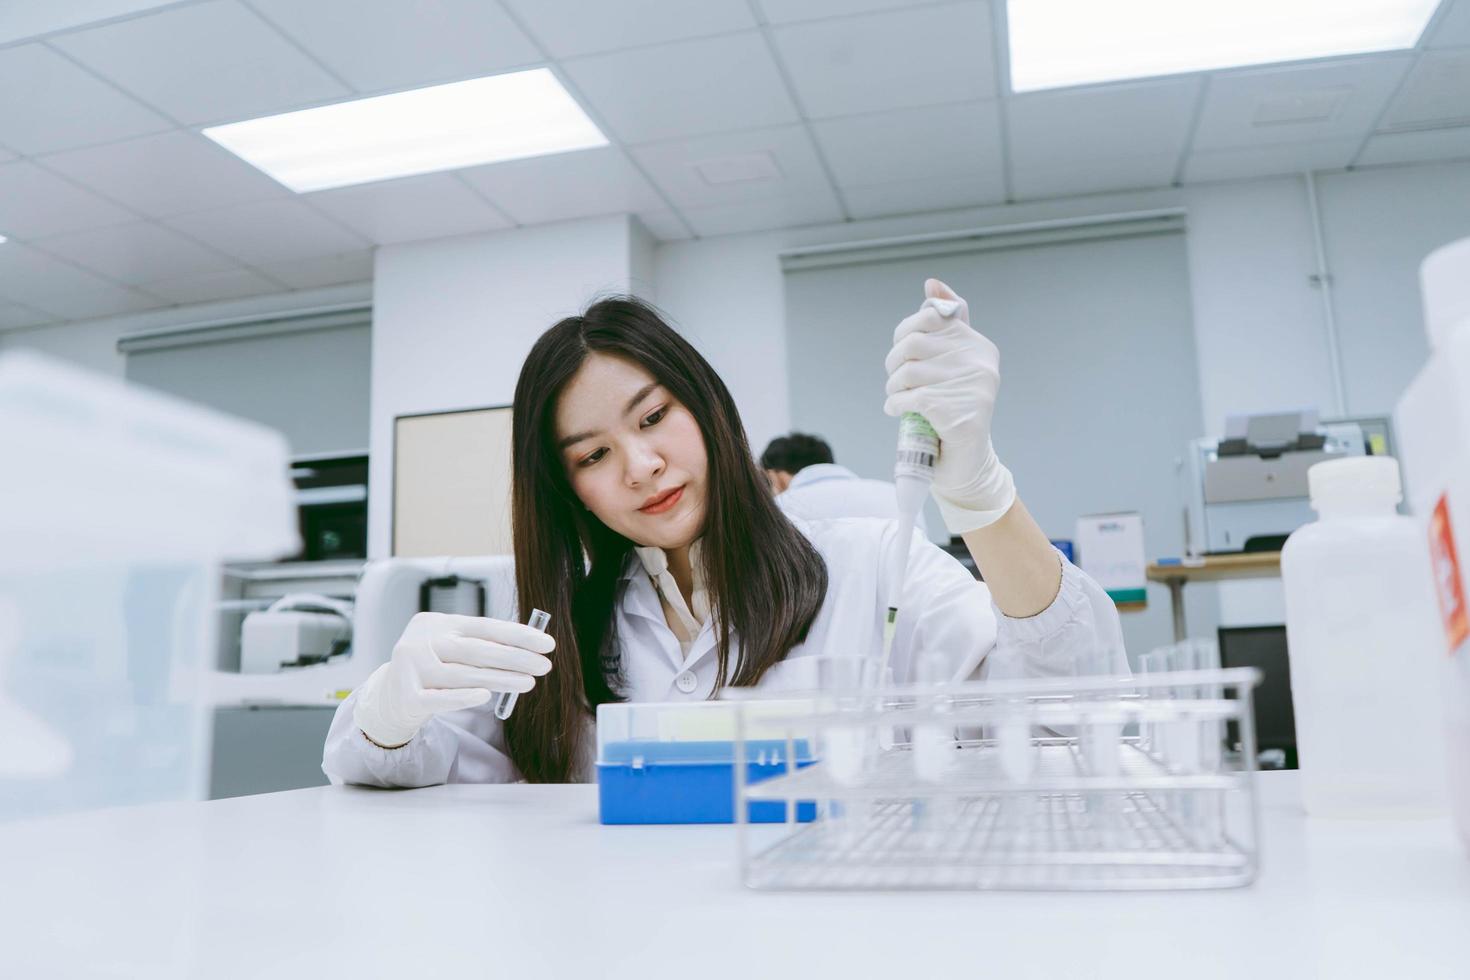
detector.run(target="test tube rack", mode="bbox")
[728,664,1262,891]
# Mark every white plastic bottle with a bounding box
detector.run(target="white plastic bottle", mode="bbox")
[1281,456,1449,817]
[1394,235,1470,852]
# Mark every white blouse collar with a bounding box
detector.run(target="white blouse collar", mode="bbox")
[632,540,710,636]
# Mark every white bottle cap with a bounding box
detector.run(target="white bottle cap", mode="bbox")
[1308,456,1402,511]
[1421,237,1470,350]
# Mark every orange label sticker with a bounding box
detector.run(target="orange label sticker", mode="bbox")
[1429,494,1469,654]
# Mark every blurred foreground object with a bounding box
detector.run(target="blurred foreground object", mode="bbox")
[0,352,295,820]
[1394,236,1470,855]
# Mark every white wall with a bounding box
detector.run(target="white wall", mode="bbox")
[653,159,1470,634]
[1183,177,1340,432]
[785,231,1206,655]
[1319,160,1470,416]
[0,315,131,377]
[654,161,1470,453]
[7,157,1469,633]
[653,231,788,454]
[0,282,372,381]
[629,217,657,304]
[368,214,646,558]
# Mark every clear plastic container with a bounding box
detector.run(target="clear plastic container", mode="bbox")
[595,700,817,825]
[0,352,296,821]
[1280,456,1448,818]
[594,656,889,824]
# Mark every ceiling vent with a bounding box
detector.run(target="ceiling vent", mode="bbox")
[695,152,783,186]
[1252,87,1353,127]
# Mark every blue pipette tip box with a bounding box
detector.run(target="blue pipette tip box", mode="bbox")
[595,702,817,825]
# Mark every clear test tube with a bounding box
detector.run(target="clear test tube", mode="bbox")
[998,706,1035,783]
[911,649,953,783]
[1163,641,1204,772]
[493,608,551,721]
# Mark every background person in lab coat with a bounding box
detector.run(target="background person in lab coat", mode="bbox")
[761,431,931,537]
[323,280,1125,786]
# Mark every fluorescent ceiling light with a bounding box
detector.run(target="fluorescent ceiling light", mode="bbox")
[203,68,608,193]
[1008,0,1443,93]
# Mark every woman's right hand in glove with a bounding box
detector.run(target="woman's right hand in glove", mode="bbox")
[352,612,554,749]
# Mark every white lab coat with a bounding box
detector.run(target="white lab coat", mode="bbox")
[321,516,1126,787]
[776,464,931,538]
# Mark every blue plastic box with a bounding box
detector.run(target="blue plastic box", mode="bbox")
[595,702,817,825]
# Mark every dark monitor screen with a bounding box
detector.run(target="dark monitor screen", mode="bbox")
[1218,625,1297,768]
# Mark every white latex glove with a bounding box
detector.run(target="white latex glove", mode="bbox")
[353,612,554,748]
[883,278,1016,533]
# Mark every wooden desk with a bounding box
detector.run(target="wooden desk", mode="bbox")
[1147,551,1283,641]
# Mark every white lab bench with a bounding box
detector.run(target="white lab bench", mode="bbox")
[1,772,1465,979]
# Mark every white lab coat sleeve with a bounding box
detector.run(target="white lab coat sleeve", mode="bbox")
[884,525,999,685]
[320,690,522,787]
[989,551,1130,679]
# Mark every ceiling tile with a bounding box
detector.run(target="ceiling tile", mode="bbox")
[34,221,239,285]
[0,302,56,331]
[771,2,995,119]
[306,173,514,245]
[25,284,164,321]
[1427,0,1470,48]
[39,130,290,220]
[1008,78,1199,184]
[143,268,282,305]
[1193,57,1413,150]
[249,0,541,94]
[680,190,842,236]
[0,161,136,240]
[0,242,116,301]
[0,43,171,155]
[51,0,352,126]
[1381,48,1470,130]
[842,172,1005,219]
[561,33,798,144]
[1184,138,1361,183]
[629,125,834,209]
[1357,125,1470,166]
[501,0,754,59]
[812,101,1002,187]
[633,210,693,241]
[756,0,922,24]
[256,250,374,289]
[0,1,184,46]
[164,199,370,265]
[1014,153,1179,200]
[458,147,666,225]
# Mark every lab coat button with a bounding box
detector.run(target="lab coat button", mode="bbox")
[674,670,698,694]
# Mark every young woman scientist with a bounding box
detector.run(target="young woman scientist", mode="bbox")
[322,280,1126,786]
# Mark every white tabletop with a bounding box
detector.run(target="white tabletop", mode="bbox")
[2,772,1466,980]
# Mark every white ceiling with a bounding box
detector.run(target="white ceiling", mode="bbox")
[1,0,1468,330]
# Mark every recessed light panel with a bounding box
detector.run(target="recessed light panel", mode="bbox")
[203,68,608,193]
[1008,0,1443,93]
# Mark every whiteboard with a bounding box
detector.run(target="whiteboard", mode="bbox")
[393,406,514,557]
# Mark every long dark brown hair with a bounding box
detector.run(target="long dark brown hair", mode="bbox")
[505,296,828,783]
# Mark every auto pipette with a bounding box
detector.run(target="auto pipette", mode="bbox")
[493,607,551,721]
[881,413,937,675]
[879,294,960,679]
